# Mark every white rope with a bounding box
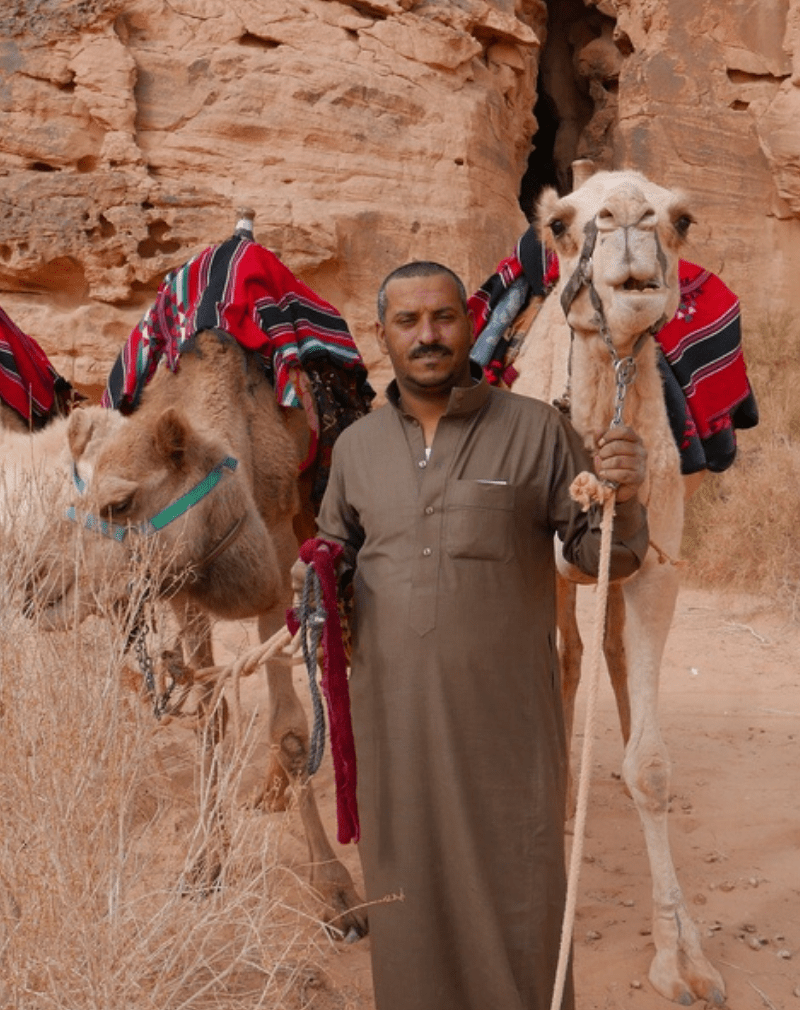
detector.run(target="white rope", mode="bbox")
[549,488,616,1010]
[178,625,302,746]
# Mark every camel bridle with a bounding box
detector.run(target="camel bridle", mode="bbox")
[557,216,671,428]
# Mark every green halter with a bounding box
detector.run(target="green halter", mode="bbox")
[67,456,238,542]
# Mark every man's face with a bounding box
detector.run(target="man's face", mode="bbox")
[377,273,474,398]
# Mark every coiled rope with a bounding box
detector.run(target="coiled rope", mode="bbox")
[298,560,328,775]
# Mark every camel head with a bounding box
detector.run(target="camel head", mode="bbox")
[536,169,695,356]
[21,406,128,629]
[28,397,285,631]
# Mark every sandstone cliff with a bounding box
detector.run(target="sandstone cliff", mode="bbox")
[0,0,798,394]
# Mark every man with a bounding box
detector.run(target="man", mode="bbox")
[310,261,649,1010]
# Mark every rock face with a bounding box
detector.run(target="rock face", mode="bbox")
[0,0,798,395]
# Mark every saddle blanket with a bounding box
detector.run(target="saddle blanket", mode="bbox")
[0,304,80,428]
[102,231,373,504]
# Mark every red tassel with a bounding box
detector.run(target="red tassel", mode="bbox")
[287,538,360,844]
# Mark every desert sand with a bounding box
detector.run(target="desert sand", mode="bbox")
[199,584,800,1010]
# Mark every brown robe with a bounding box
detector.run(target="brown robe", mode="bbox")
[317,372,648,1010]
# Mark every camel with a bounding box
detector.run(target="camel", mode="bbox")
[26,329,367,939]
[512,167,726,1006]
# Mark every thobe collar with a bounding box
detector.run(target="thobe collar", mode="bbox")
[385,361,491,420]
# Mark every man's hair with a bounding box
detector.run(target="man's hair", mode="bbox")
[377,261,469,324]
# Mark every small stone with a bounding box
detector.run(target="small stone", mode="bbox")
[630,980,643,990]
[586,930,602,941]
[747,936,762,951]
[621,899,634,907]
[742,923,757,933]
[749,877,759,887]
[777,949,792,960]
[718,881,736,892]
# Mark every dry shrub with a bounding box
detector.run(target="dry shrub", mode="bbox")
[682,311,800,616]
[0,478,335,1009]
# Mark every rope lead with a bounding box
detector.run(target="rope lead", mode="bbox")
[549,491,617,1010]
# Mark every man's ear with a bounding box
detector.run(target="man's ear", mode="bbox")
[375,321,388,355]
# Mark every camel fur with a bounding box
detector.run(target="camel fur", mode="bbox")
[27,330,366,938]
[513,168,725,1006]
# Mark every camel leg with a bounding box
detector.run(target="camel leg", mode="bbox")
[172,601,231,894]
[257,612,368,940]
[621,566,725,1005]
[603,582,631,744]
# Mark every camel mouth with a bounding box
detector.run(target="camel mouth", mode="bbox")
[620,277,661,293]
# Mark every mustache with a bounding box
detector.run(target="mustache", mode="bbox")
[409,343,452,360]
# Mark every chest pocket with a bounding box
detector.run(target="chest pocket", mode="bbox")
[444,479,516,562]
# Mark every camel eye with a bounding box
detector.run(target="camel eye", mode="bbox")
[673,213,694,239]
[103,496,134,520]
[549,218,567,238]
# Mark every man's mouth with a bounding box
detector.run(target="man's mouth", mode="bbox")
[411,345,451,360]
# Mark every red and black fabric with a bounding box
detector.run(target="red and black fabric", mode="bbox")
[102,231,373,506]
[468,228,559,388]
[286,537,360,845]
[657,261,759,472]
[470,244,758,474]
[0,304,82,429]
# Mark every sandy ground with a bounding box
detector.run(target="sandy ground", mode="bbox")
[205,585,799,1010]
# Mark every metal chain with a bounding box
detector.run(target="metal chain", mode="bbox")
[612,354,637,427]
[300,562,327,776]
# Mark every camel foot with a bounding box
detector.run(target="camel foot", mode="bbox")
[649,949,726,1006]
[311,861,369,942]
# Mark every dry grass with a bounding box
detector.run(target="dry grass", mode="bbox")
[0,479,335,1010]
[682,311,800,617]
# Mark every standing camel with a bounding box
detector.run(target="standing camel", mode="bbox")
[513,168,725,1006]
[26,328,367,939]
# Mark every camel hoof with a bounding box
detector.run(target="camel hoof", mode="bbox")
[344,926,364,944]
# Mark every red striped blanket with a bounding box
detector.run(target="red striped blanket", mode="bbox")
[0,305,81,428]
[102,231,373,505]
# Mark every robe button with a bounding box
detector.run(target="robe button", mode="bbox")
[424,506,434,515]
[418,459,427,469]
[422,547,432,556]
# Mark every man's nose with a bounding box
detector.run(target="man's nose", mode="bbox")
[417,314,438,342]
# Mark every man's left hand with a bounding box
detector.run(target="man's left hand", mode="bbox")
[593,425,647,503]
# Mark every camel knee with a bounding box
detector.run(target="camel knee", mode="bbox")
[624,753,671,814]
[275,730,309,780]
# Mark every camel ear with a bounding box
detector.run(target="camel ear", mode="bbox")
[154,408,188,469]
[535,186,563,248]
[68,408,94,462]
